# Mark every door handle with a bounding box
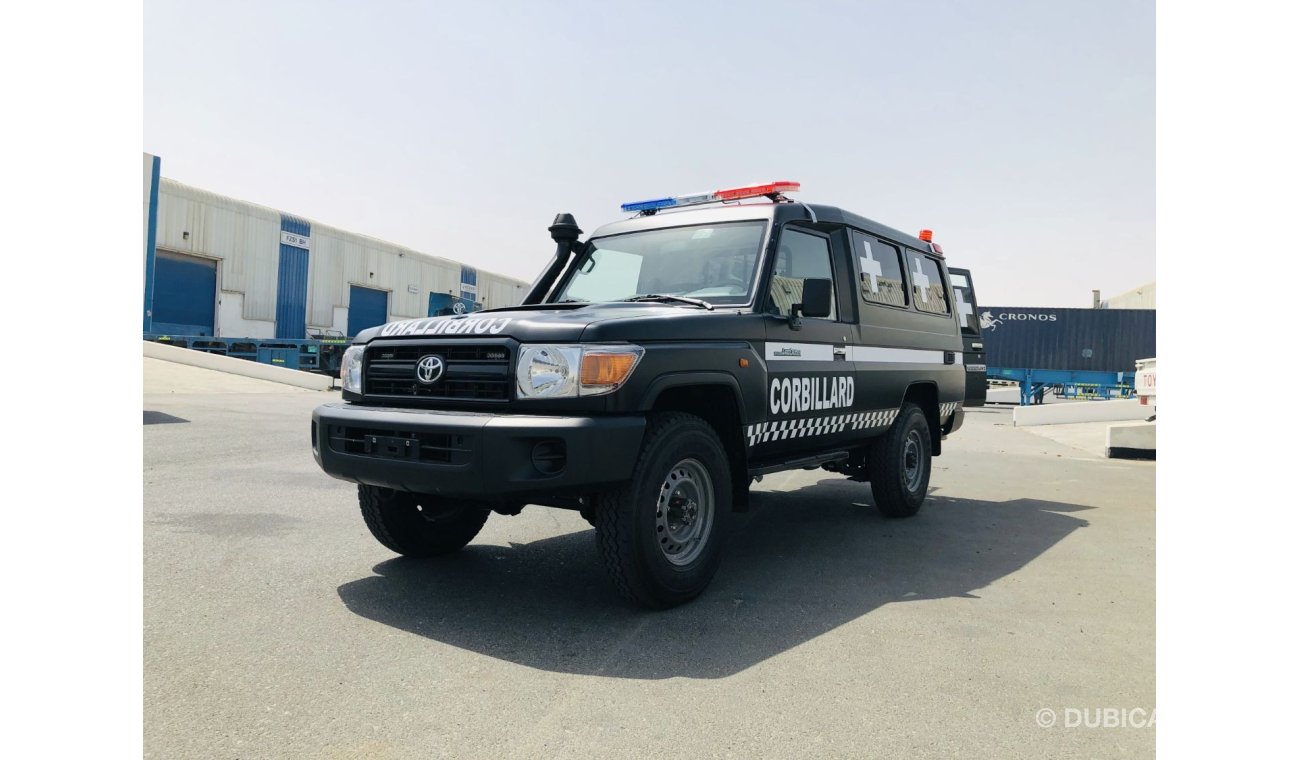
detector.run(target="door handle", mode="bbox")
[944,351,955,365]
[833,346,848,360]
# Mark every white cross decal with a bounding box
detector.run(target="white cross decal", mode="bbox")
[911,257,930,303]
[953,285,973,326]
[859,240,883,293]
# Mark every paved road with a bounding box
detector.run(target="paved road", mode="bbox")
[145,381,1154,758]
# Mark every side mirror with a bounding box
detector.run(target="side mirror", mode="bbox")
[796,278,833,319]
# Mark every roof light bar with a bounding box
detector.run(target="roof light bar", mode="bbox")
[620,181,801,213]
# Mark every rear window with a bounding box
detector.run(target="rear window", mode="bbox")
[949,271,980,335]
[905,251,950,316]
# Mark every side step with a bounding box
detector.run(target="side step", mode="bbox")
[749,450,850,479]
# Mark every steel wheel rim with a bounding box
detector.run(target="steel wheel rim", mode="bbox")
[655,458,715,566]
[902,430,925,492]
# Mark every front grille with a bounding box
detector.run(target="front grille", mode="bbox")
[363,342,512,401]
[326,425,472,464]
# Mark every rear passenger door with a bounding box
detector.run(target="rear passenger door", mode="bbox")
[948,267,987,406]
[850,230,964,427]
[758,225,860,459]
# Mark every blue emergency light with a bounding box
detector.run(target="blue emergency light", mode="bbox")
[620,196,678,212]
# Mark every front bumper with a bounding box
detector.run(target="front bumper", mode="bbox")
[311,403,645,500]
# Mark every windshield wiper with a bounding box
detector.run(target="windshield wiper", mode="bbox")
[622,294,715,311]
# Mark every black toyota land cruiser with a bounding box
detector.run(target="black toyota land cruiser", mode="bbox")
[312,181,984,608]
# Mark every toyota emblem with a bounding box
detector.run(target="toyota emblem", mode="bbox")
[415,355,445,384]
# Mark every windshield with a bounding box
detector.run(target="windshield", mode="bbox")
[552,221,768,306]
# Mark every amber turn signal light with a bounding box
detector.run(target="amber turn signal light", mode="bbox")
[580,352,639,387]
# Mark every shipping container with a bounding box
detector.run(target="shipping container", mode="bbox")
[981,306,1156,373]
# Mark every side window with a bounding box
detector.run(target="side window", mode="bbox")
[768,227,837,320]
[851,230,907,308]
[949,271,980,335]
[904,251,950,316]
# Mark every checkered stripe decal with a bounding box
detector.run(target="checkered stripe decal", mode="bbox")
[745,409,899,447]
[940,401,963,418]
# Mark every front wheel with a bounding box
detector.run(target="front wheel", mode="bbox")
[357,485,490,557]
[593,412,731,609]
[866,402,932,518]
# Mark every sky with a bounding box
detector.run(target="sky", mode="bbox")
[144,0,1154,307]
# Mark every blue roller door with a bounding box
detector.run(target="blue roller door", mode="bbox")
[348,285,389,337]
[152,251,216,336]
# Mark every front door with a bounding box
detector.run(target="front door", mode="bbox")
[756,225,860,460]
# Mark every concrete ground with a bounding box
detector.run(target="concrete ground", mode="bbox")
[144,366,1155,759]
[1019,420,1118,458]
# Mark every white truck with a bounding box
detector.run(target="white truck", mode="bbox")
[1135,357,1156,417]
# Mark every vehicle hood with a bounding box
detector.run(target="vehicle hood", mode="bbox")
[354,302,751,344]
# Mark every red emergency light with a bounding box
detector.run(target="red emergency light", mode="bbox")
[714,181,801,201]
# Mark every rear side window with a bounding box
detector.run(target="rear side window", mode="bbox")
[949,271,980,335]
[851,230,907,307]
[905,251,950,316]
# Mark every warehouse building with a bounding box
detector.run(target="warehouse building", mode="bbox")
[141,153,528,339]
[1091,282,1155,310]
[1099,281,1155,309]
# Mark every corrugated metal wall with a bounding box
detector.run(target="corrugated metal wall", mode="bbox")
[1101,282,1156,309]
[275,215,311,339]
[982,307,1157,373]
[307,221,463,327]
[154,177,529,337]
[156,180,282,322]
[478,273,528,311]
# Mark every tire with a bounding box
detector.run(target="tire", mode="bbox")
[866,402,932,518]
[578,497,599,528]
[593,412,731,609]
[357,485,490,557]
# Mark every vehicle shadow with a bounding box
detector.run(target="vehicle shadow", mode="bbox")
[336,480,1091,679]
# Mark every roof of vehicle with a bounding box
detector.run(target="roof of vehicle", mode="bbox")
[587,202,779,239]
[803,203,934,254]
[587,200,936,255]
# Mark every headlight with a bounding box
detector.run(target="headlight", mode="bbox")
[340,345,364,394]
[516,344,644,399]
